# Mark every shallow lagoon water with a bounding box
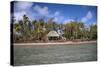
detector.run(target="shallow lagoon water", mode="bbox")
[14,43,97,66]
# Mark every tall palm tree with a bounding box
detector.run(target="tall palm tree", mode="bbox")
[90,24,97,40]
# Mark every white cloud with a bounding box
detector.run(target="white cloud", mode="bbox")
[48,11,60,18]
[14,1,33,11]
[14,11,27,22]
[13,2,33,22]
[33,5,49,16]
[63,19,75,24]
[81,11,93,22]
[53,17,58,22]
[54,11,60,16]
[86,11,92,19]
[53,16,64,24]
[81,17,87,22]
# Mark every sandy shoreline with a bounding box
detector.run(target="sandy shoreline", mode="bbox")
[14,41,97,46]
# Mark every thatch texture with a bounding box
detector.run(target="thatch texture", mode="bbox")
[47,31,59,37]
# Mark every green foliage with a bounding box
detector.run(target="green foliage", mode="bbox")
[90,24,97,39]
[13,15,97,43]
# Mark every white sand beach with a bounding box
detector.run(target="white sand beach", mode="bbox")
[14,41,97,46]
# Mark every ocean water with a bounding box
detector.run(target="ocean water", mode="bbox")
[13,43,97,66]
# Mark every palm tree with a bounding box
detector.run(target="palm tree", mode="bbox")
[20,14,32,41]
[65,22,76,40]
[77,22,85,39]
[13,23,22,42]
[90,24,97,40]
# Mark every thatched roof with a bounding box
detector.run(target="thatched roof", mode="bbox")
[47,31,59,37]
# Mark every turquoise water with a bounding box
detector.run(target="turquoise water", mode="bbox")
[14,43,97,66]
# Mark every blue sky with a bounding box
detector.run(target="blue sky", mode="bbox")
[12,1,97,26]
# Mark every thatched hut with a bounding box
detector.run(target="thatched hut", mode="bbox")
[47,31,60,40]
